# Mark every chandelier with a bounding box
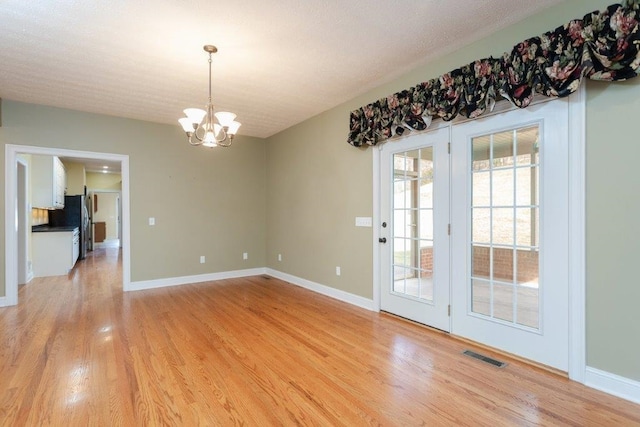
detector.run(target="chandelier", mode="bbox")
[178,45,241,148]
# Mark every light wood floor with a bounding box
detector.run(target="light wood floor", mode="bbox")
[1,248,639,425]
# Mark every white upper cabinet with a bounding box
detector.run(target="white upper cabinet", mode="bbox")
[31,155,66,209]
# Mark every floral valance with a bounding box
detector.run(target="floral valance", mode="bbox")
[348,0,640,147]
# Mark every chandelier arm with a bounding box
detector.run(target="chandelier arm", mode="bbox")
[214,126,228,143]
[192,125,206,143]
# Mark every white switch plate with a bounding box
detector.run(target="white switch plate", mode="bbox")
[200,255,205,264]
[243,252,248,260]
[355,217,372,227]
[336,266,341,276]
[148,217,155,226]
[278,254,282,262]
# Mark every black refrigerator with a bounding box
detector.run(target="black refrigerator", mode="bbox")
[49,195,91,259]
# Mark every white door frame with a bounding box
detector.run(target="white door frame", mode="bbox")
[4,144,132,307]
[17,157,30,285]
[373,86,585,383]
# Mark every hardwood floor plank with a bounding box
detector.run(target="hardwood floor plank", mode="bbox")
[1,247,639,425]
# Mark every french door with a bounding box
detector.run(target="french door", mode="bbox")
[379,99,570,371]
[450,100,569,371]
[379,127,450,331]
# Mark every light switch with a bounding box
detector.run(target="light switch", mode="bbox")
[148,217,155,226]
[355,217,372,227]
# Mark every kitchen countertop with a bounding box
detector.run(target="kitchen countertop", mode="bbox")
[32,225,79,233]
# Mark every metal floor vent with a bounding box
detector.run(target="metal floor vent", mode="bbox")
[462,350,507,368]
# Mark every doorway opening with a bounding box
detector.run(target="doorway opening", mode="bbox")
[91,190,122,249]
[4,144,131,307]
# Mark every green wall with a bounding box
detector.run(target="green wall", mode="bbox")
[585,78,640,381]
[86,171,122,191]
[265,0,640,382]
[1,101,267,285]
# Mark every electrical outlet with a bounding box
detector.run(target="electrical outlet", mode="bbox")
[148,217,155,226]
[200,256,205,264]
[278,254,282,262]
[336,266,341,276]
[243,252,248,260]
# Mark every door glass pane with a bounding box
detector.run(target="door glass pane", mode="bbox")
[515,167,537,206]
[405,210,416,239]
[493,248,514,282]
[419,210,433,240]
[472,245,490,280]
[515,207,537,247]
[471,279,490,316]
[420,178,433,208]
[393,209,406,239]
[470,125,540,329]
[492,169,514,206]
[472,135,491,171]
[419,147,434,210]
[472,208,490,243]
[515,126,539,165]
[392,148,435,302]
[393,238,407,268]
[516,249,538,285]
[492,208,514,246]
[419,240,434,300]
[493,284,514,322]
[472,171,490,207]
[406,150,419,172]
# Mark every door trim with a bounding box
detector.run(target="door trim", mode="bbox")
[373,85,585,382]
[567,84,586,383]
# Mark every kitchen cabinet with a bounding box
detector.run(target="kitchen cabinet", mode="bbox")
[32,227,79,277]
[31,155,66,209]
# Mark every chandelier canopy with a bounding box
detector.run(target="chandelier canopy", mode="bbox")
[178,45,241,148]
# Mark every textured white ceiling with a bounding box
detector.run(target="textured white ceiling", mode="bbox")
[0,0,565,139]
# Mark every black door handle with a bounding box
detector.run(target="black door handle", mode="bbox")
[379,237,387,243]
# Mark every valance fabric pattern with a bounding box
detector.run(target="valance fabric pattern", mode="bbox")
[348,0,640,147]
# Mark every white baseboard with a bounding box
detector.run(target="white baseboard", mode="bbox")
[126,268,267,292]
[585,366,640,404]
[0,296,8,308]
[126,266,375,311]
[265,268,375,311]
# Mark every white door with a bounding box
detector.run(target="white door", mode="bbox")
[451,100,569,371]
[380,127,450,331]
